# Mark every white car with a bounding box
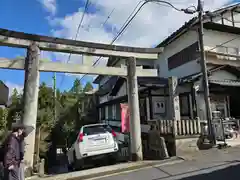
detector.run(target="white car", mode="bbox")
[67,124,119,170]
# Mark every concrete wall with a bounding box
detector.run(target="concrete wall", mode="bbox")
[204,29,240,52]
[156,30,200,78]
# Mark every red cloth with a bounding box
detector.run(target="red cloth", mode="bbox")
[121,103,130,133]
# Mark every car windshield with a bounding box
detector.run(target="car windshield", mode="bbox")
[83,125,112,135]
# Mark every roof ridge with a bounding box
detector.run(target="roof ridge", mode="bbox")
[157,2,240,47]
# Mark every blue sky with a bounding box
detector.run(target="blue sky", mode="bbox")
[0,0,239,94]
[0,0,94,92]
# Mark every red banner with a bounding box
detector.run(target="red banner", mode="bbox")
[121,103,130,133]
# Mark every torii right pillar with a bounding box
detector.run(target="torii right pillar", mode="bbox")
[127,57,143,161]
[168,76,181,156]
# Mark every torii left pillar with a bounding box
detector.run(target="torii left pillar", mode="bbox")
[21,42,40,171]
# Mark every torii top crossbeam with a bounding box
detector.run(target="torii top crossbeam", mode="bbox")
[0,28,163,59]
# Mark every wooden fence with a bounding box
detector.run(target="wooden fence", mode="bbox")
[148,119,201,136]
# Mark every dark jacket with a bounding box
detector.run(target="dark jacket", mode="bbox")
[19,136,25,161]
[3,134,21,168]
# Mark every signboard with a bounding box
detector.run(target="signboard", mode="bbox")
[121,103,130,133]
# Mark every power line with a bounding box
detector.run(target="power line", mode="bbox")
[79,1,146,81]
[79,0,185,81]
[63,0,240,83]
[208,37,240,52]
[101,8,115,27]
[59,0,90,88]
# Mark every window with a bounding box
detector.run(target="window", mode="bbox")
[108,105,113,120]
[217,46,239,56]
[112,104,116,119]
[179,95,190,116]
[142,65,154,69]
[100,107,105,120]
[105,106,108,120]
[116,103,121,121]
[227,47,238,55]
[83,125,112,135]
[216,46,227,54]
[168,42,199,70]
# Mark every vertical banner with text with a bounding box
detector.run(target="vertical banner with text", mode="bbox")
[121,103,130,133]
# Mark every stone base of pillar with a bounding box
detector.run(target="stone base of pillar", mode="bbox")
[24,129,36,176]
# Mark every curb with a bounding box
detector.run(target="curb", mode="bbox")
[73,157,183,180]
[37,157,183,180]
[26,175,38,180]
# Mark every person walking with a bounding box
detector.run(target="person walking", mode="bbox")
[3,125,25,180]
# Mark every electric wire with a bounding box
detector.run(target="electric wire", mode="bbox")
[59,0,90,88]
[79,0,185,81]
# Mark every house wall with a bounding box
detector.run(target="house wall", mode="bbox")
[204,29,240,52]
[212,8,240,28]
[99,82,127,104]
[156,30,200,79]
[156,7,240,80]
[98,7,240,128]
[195,69,238,120]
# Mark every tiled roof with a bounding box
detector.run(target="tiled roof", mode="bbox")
[209,79,240,86]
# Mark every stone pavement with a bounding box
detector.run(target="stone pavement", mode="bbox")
[93,146,240,180]
[31,146,240,180]
[31,157,183,180]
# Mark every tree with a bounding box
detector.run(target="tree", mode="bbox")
[0,107,8,142]
[6,88,22,129]
[38,82,54,110]
[70,78,83,94]
[36,83,55,157]
[83,82,93,93]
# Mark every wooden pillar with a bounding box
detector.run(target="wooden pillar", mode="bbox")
[21,42,40,170]
[146,97,151,121]
[127,57,143,161]
[168,76,181,136]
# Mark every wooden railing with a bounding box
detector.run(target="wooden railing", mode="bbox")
[176,119,201,136]
[148,119,201,136]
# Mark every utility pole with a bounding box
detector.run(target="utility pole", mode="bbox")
[197,0,216,144]
[53,72,57,123]
[127,57,143,161]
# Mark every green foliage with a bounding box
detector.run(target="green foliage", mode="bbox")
[70,78,83,94]
[0,108,8,142]
[83,81,93,92]
[38,82,54,110]
[0,78,96,157]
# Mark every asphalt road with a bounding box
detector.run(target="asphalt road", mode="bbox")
[93,147,240,180]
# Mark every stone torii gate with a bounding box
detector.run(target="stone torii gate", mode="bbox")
[0,28,163,169]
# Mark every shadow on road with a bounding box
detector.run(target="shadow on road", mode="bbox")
[154,160,240,180]
[177,163,239,180]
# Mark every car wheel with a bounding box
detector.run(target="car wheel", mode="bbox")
[73,151,84,170]
[108,153,117,165]
[67,163,74,172]
[73,151,79,170]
